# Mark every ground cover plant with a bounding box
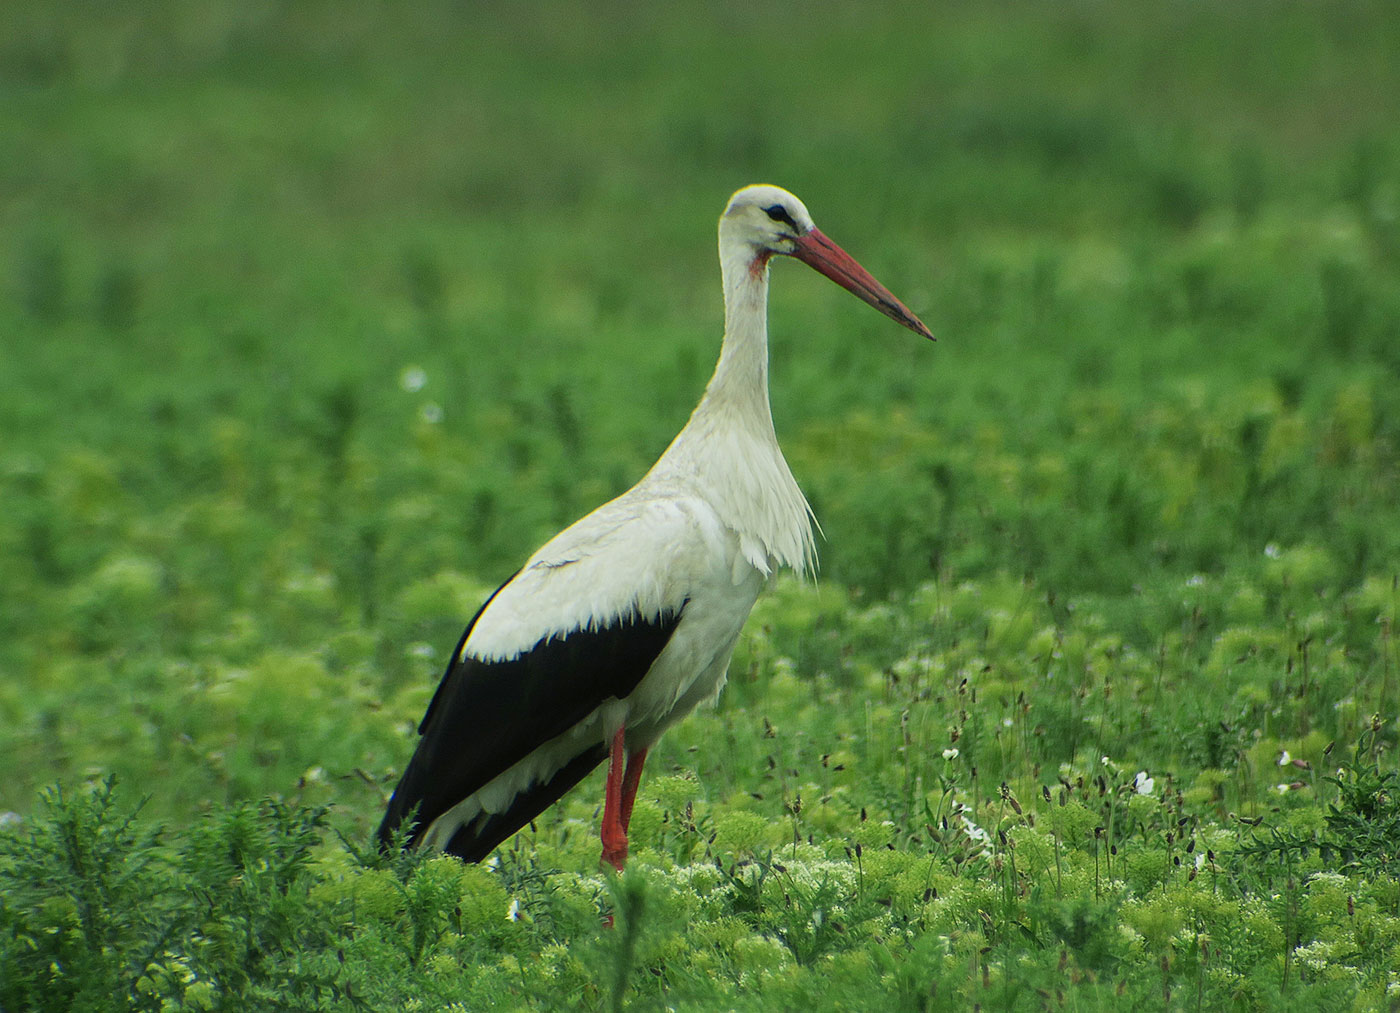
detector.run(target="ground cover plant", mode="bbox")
[2,1,1399,1009]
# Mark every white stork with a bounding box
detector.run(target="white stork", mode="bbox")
[378,184,934,871]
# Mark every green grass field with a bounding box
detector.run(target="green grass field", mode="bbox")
[3,2,1400,1009]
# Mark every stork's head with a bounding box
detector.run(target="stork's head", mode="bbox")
[721,184,817,255]
[721,184,934,341]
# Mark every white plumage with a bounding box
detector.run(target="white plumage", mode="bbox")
[379,184,933,869]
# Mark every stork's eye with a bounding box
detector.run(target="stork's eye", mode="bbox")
[764,204,798,230]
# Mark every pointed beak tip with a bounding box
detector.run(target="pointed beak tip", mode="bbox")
[903,314,936,342]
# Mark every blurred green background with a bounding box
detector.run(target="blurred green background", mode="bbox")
[2,0,1399,812]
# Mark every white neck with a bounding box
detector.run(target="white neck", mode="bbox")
[702,243,775,429]
[644,237,816,576]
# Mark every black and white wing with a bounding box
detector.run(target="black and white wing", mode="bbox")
[376,494,721,860]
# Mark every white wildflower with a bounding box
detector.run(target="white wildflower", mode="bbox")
[1277,750,1292,767]
[961,814,992,850]
[419,401,443,424]
[1264,543,1282,559]
[1133,771,1155,795]
[1276,783,1292,795]
[400,365,427,392]
[942,748,959,761]
[506,898,522,922]
[1292,939,1335,973]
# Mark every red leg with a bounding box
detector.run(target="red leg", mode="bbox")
[619,747,648,832]
[600,727,629,872]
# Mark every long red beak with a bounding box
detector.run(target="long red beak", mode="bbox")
[789,228,934,341]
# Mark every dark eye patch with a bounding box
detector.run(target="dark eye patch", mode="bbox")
[763,204,798,230]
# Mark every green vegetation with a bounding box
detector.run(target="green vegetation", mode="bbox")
[3,1,1399,1008]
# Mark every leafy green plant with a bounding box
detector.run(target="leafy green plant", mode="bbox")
[0,779,360,1013]
[1240,728,1400,884]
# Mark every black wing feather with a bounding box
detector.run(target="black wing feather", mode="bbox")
[415,571,518,735]
[377,578,684,857]
[444,742,607,861]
